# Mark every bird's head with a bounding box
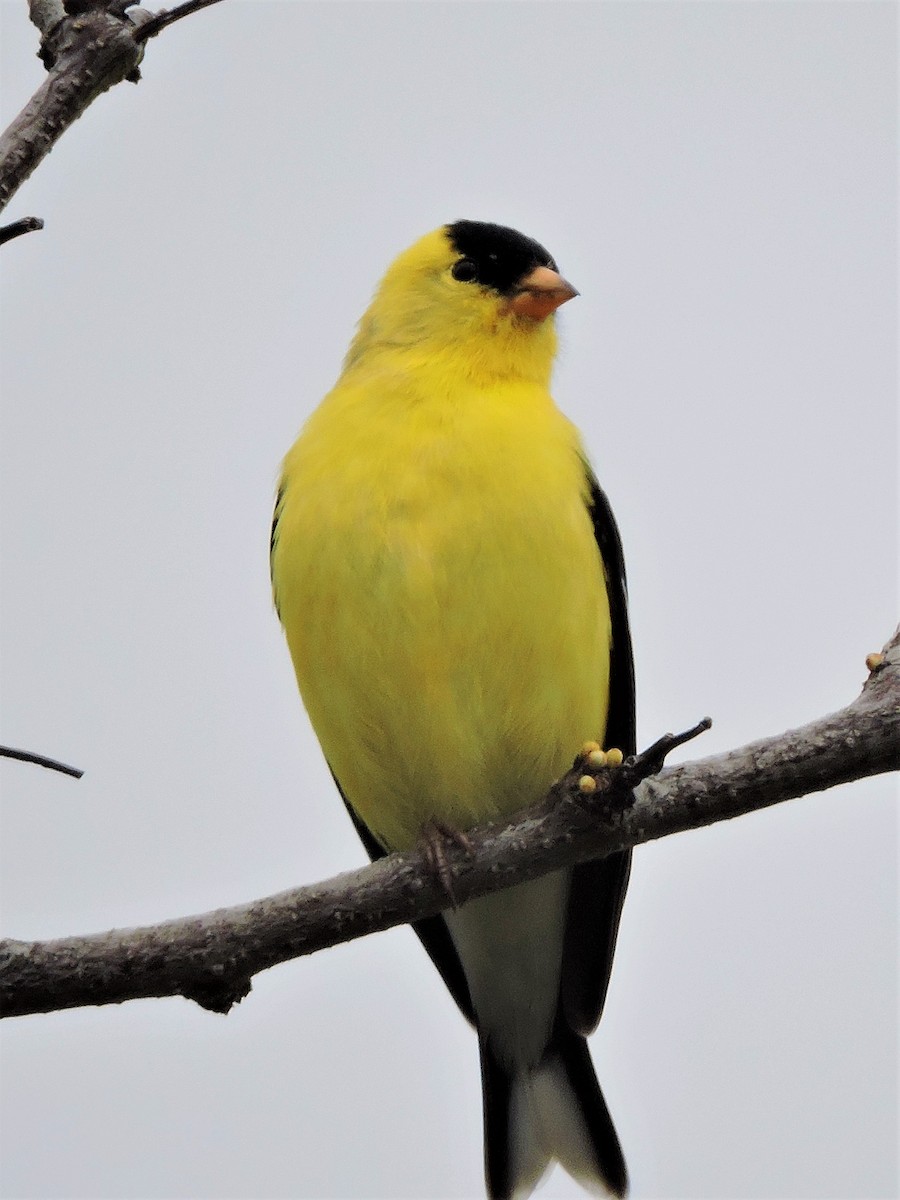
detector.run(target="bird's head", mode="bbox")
[343,221,578,385]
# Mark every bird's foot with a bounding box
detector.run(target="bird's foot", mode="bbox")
[575,742,626,794]
[579,741,625,768]
[418,818,475,908]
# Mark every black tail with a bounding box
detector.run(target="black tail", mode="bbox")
[480,1026,627,1199]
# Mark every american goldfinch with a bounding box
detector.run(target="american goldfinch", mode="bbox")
[271,221,635,1199]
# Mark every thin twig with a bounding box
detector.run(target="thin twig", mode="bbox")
[0,216,44,246]
[629,717,713,771]
[134,0,226,42]
[0,745,83,779]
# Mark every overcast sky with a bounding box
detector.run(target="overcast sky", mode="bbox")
[0,3,896,1199]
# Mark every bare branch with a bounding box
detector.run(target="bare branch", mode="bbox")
[1,630,896,1021]
[27,0,65,40]
[0,745,83,778]
[0,216,44,245]
[0,0,225,215]
[133,0,226,43]
[0,7,144,214]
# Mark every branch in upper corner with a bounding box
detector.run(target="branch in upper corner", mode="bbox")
[0,217,44,246]
[0,9,144,213]
[1,0,224,214]
[133,0,226,42]
[0,628,896,1021]
[0,746,83,779]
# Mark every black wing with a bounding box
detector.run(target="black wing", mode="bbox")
[270,484,285,620]
[561,473,636,1035]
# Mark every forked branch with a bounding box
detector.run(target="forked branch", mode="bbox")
[0,0,225,214]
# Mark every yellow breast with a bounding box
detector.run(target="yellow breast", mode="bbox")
[272,369,611,851]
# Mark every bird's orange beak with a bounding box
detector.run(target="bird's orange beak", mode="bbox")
[505,265,579,321]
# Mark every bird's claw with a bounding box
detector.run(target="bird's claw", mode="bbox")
[419,818,475,908]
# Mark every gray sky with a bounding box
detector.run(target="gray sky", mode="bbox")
[1,2,896,1198]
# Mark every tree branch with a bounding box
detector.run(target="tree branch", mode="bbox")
[0,0,224,215]
[0,745,83,778]
[2,629,896,1021]
[28,0,66,41]
[133,0,226,43]
[0,6,144,213]
[0,215,44,245]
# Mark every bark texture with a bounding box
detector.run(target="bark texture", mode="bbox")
[0,6,145,213]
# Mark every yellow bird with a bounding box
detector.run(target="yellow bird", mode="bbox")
[271,221,635,1199]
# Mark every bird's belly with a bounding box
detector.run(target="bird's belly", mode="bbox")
[282,487,609,851]
[275,392,612,852]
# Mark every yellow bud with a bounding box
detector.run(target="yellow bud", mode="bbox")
[578,774,597,794]
[587,749,607,768]
[866,652,884,672]
[606,747,624,768]
[581,740,601,757]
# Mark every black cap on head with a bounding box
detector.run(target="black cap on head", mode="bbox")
[446,220,558,295]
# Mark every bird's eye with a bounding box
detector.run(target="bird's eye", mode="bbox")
[452,258,478,282]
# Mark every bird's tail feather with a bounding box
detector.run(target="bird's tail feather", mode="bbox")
[480,1027,627,1200]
